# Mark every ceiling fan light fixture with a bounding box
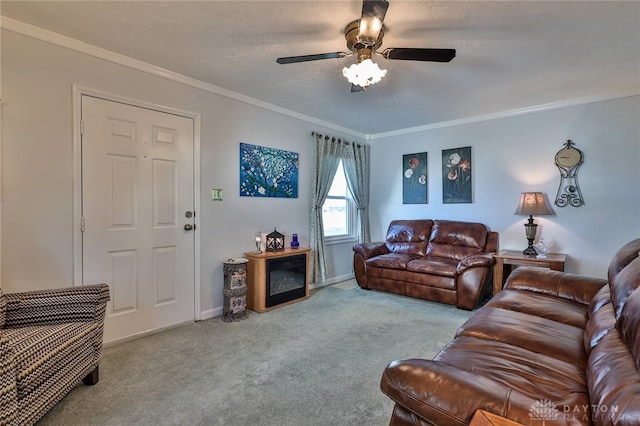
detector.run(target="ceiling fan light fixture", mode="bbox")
[358,17,383,45]
[342,59,387,89]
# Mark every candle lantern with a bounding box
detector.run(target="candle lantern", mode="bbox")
[266,228,285,252]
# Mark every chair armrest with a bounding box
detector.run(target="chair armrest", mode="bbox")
[352,242,389,259]
[457,252,496,273]
[4,284,110,328]
[381,359,535,425]
[0,334,19,425]
[504,267,607,306]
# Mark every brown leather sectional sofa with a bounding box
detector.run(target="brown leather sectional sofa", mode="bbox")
[380,238,640,425]
[352,220,498,310]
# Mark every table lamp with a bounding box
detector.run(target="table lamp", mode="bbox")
[514,192,554,256]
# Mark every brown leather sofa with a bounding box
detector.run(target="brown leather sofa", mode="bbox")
[380,238,640,425]
[352,220,498,310]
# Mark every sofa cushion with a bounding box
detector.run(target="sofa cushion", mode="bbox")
[384,220,433,257]
[584,285,615,354]
[366,253,416,270]
[587,328,640,425]
[505,267,605,306]
[435,336,589,406]
[456,306,587,368]
[486,289,588,328]
[617,288,640,371]
[608,238,640,319]
[406,257,458,278]
[427,220,488,261]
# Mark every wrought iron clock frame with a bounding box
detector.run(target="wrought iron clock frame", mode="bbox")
[554,140,584,207]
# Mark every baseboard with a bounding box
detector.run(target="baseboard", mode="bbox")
[103,319,195,347]
[310,272,355,290]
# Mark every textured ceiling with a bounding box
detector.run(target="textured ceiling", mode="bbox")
[2,1,639,135]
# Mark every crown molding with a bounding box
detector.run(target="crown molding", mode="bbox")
[0,16,367,140]
[368,91,640,140]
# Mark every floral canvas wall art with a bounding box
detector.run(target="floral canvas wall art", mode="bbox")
[240,143,299,198]
[442,146,472,204]
[403,152,428,204]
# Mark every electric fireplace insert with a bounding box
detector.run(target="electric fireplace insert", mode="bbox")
[266,254,306,307]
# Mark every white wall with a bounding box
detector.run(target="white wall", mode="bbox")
[369,95,640,278]
[3,26,638,317]
[1,29,362,315]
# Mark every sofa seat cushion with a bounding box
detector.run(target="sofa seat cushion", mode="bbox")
[4,322,102,398]
[435,336,589,405]
[366,253,417,270]
[407,257,458,278]
[486,289,589,328]
[456,306,587,368]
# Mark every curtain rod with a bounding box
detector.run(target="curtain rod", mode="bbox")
[311,131,366,148]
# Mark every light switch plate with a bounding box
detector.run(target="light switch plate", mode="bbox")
[211,189,223,201]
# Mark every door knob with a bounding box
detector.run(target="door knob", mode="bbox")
[184,224,194,231]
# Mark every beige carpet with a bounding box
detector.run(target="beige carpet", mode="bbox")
[38,281,473,426]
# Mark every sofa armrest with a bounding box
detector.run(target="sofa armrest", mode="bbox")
[381,359,534,425]
[352,242,389,259]
[504,267,607,306]
[456,254,495,310]
[4,284,110,328]
[456,252,495,273]
[0,335,19,425]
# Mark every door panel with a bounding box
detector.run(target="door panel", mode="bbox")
[81,95,195,343]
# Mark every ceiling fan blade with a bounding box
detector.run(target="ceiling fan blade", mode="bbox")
[276,52,347,64]
[382,48,456,62]
[359,0,389,44]
[351,84,364,93]
[362,0,389,23]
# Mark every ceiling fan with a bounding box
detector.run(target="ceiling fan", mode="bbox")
[276,0,456,92]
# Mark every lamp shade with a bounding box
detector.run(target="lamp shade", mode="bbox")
[514,192,554,216]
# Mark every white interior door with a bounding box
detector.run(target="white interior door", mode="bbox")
[81,95,195,344]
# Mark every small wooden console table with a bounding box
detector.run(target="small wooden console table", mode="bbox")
[244,247,310,312]
[493,249,567,295]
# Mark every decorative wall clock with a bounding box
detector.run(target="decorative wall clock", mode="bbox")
[554,140,584,207]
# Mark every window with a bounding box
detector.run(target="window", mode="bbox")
[322,160,356,243]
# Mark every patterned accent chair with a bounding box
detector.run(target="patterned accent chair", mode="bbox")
[0,284,110,425]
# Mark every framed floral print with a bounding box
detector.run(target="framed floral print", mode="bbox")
[403,152,428,204]
[442,146,472,204]
[240,143,299,198]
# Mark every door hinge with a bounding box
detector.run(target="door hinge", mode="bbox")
[81,217,86,233]
[80,120,85,135]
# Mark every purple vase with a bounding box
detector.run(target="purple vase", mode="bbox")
[291,233,300,249]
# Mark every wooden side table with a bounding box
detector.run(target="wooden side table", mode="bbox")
[492,249,566,295]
